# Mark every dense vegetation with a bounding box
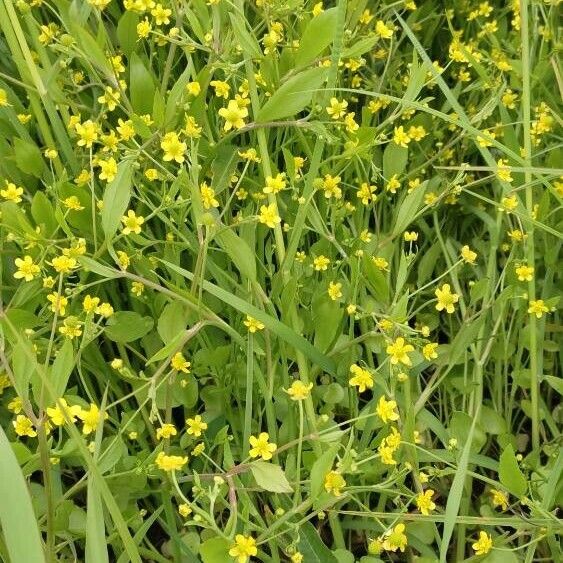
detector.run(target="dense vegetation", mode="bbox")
[0,0,561,562]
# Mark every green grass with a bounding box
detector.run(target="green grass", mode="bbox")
[0,0,561,562]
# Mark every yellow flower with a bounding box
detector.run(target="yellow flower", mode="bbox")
[121,210,145,235]
[435,283,459,314]
[186,415,208,437]
[59,316,82,339]
[77,404,108,435]
[375,20,394,39]
[382,523,408,552]
[171,352,191,373]
[161,131,186,163]
[63,196,84,211]
[376,396,399,423]
[210,80,230,98]
[218,99,248,131]
[324,470,346,496]
[96,302,114,318]
[326,97,348,120]
[47,293,68,316]
[328,281,342,301]
[249,432,277,460]
[321,174,342,199]
[1,182,24,203]
[285,380,313,401]
[51,255,77,274]
[155,451,188,472]
[349,364,374,393]
[263,173,286,194]
[500,195,518,212]
[46,399,82,426]
[137,18,152,38]
[515,264,534,281]
[0,88,9,107]
[496,159,513,182]
[200,183,219,209]
[386,337,414,366]
[490,489,509,511]
[151,3,172,25]
[178,503,192,517]
[14,256,40,282]
[408,125,427,141]
[472,531,493,556]
[461,245,477,264]
[357,182,376,205]
[13,415,37,437]
[386,174,401,193]
[186,81,201,96]
[422,342,438,361]
[229,534,257,563]
[416,489,436,515]
[403,231,418,242]
[156,423,177,440]
[98,157,118,182]
[528,299,548,318]
[312,2,323,16]
[313,255,330,271]
[243,315,265,333]
[258,203,281,228]
[393,125,411,147]
[75,120,99,148]
[185,115,202,138]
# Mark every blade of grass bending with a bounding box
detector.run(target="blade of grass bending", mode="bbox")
[0,425,45,563]
[439,406,480,562]
[159,259,337,375]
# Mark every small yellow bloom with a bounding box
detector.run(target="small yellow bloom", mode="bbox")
[376,396,400,423]
[1,182,24,203]
[528,299,548,318]
[324,470,346,496]
[375,20,394,39]
[515,264,534,281]
[121,210,145,235]
[171,352,191,373]
[393,126,410,147]
[313,255,330,271]
[472,531,493,556]
[155,451,188,472]
[328,281,342,301]
[258,203,281,228]
[51,255,77,274]
[386,337,414,366]
[186,415,208,437]
[77,404,108,435]
[249,432,277,460]
[14,256,40,282]
[285,380,313,401]
[200,183,219,209]
[47,293,68,316]
[46,399,82,426]
[161,131,186,163]
[326,97,348,120]
[186,81,201,96]
[218,99,248,131]
[461,245,477,264]
[490,489,509,511]
[156,423,177,440]
[229,535,257,563]
[416,489,436,515]
[13,415,37,437]
[435,283,459,314]
[349,364,374,393]
[382,523,408,552]
[243,315,265,333]
[422,342,438,361]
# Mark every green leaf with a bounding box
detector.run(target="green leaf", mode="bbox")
[392,183,426,237]
[129,53,155,116]
[31,191,57,235]
[105,312,154,343]
[313,299,342,352]
[51,339,74,397]
[157,303,190,345]
[14,138,44,177]
[117,11,139,57]
[297,522,338,563]
[199,536,231,563]
[0,426,45,563]
[85,476,109,563]
[101,160,133,239]
[309,443,339,501]
[215,229,257,281]
[229,12,262,58]
[78,257,122,279]
[544,375,563,395]
[12,338,36,403]
[439,409,479,561]
[383,142,408,179]
[499,444,527,497]
[257,67,327,122]
[296,8,337,66]
[250,461,293,493]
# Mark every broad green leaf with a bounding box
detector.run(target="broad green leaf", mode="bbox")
[199,536,231,563]
[257,67,327,122]
[129,53,155,115]
[313,299,342,352]
[499,444,527,497]
[105,311,154,343]
[157,303,190,345]
[309,443,339,501]
[383,142,408,179]
[51,339,74,397]
[12,338,35,403]
[544,375,563,395]
[14,138,44,177]
[296,8,337,66]
[31,191,57,235]
[0,426,44,563]
[117,11,139,57]
[392,183,426,237]
[215,229,257,280]
[250,461,293,493]
[79,257,122,279]
[297,522,338,563]
[342,36,378,58]
[445,315,486,367]
[101,160,133,239]
[229,12,262,58]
